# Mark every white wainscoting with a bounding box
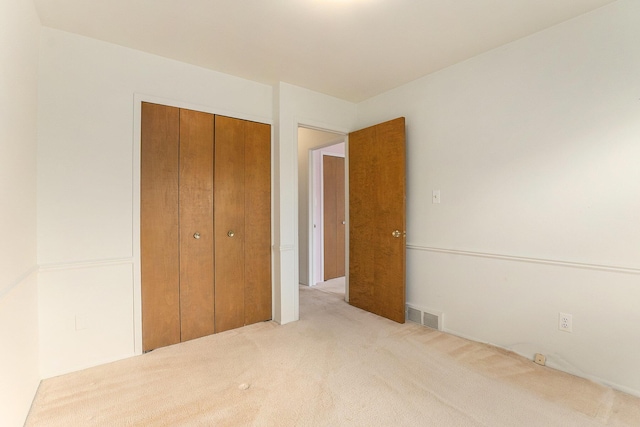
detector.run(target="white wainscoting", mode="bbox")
[406,245,640,397]
[39,258,135,378]
[0,269,39,427]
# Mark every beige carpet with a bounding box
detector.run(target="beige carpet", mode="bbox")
[27,286,640,426]
[312,276,346,296]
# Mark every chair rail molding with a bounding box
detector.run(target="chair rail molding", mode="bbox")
[407,245,640,275]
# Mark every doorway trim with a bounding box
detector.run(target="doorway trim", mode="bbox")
[292,117,350,314]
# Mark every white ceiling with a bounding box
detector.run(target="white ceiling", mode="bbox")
[33,0,618,102]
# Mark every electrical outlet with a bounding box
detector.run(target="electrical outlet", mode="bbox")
[534,353,546,366]
[559,312,573,332]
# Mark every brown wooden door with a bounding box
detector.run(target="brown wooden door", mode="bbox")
[142,104,272,349]
[178,109,215,341]
[323,155,345,280]
[243,120,272,325]
[141,102,181,352]
[348,117,406,323]
[336,157,345,278]
[214,116,272,333]
[214,116,246,333]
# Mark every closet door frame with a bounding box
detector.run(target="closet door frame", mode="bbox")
[132,94,274,355]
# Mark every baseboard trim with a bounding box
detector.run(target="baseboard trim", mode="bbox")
[39,257,134,273]
[441,326,640,398]
[406,245,640,275]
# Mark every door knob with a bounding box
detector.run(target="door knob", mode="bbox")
[342,221,346,225]
[193,232,201,239]
[392,230,401,238]
[227,230,235,238]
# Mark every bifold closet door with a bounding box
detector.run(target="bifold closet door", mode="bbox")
[178,109,215,342]
[214,116,271,333]
[243,120,272,325]
[214,116,245,332]
[142,103,271,350]
[141,104,215,351]
[141,103,180,352]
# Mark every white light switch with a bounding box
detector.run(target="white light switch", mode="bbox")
[432,190,441,204]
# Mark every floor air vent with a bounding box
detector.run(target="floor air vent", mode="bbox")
[406,304,443,331]
[407,306,422,324]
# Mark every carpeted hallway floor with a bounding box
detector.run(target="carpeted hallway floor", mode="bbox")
[26,285,640,426]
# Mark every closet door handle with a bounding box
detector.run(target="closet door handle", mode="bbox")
[227,230,235,238]
[193,232,201,239]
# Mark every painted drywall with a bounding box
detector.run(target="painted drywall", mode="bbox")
[36,29,357,378]
[0,0,40,296]
[273,82,357,323]
[297,128,345,286]
[0,0,41,424]
[37,28,272,378]
[0,275,40,427]
[32,0,639,399]
[356,0,640,395]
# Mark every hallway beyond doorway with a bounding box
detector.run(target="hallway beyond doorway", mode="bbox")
[312,276,345,297]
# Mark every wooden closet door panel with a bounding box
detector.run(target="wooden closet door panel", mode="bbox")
[244,121,271,325]
[179,109,215,342]
[141,102,180,352]
[214,115,246,333]
[323,156,338,280]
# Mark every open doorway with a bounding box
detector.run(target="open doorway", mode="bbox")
[297,126,347,299]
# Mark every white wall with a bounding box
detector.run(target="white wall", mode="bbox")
[297,128,345,286]
[0,0,41,424]
[273,83,356,322]
[37,28,273,377]
[35,29,357,379]
[0,275,39,426]
[30,0,639,402]
[356,0,640,395]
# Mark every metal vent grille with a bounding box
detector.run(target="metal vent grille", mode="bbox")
[406,304,443,331]
[407,306,422,324]
[423,312,440,330]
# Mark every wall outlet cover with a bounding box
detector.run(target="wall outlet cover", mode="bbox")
[559,312,573,333]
